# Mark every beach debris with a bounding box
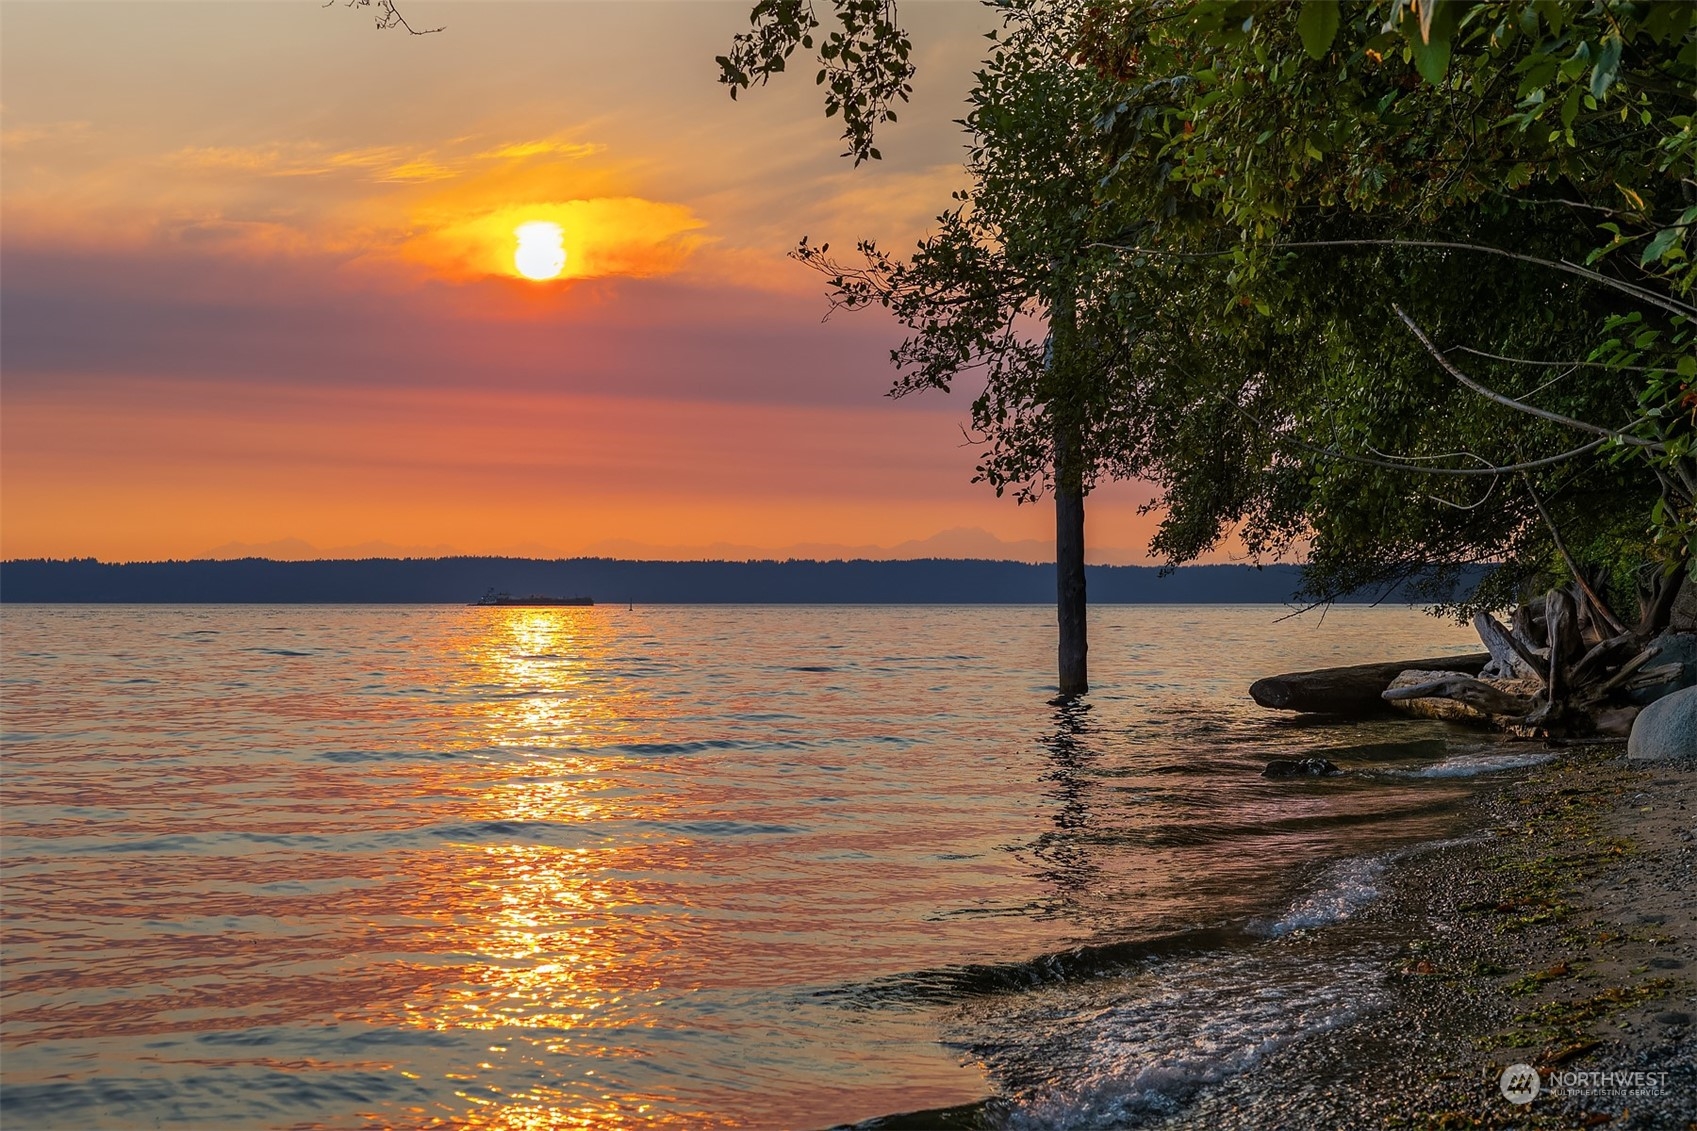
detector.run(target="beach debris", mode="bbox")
[1375,572,1697,742]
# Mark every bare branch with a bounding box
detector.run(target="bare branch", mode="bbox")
[1089,238,1697,319]
[1242,410,1609,476]
[1517,469,1632,637]
[332,0,442,35]
[1391,304,1664,451]
[1450,346,1659,373]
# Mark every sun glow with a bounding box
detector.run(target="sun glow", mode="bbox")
[514,221,567,280]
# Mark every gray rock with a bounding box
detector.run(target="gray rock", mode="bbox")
[1262,757,1343,779]
[1627,684,1697,760]
[1669,572,1697,632]
[1627,630,1697,705]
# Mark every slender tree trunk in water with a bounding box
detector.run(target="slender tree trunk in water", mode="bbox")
[1055,420,1088,696]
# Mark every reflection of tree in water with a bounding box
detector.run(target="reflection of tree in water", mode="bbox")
[1024,699,1103,918]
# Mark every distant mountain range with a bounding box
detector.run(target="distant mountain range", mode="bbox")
[0,556,1469,606]
[197,527,1155,566]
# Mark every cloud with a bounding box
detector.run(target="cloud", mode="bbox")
[162,142,446,181]
[477,139,605,162]
[0,120,93,149]
[157,133,607,186]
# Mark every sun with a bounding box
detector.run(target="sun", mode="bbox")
[513,221,567,280]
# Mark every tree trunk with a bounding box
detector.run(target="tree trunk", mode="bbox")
[1056,446,1088,696]
[1048,276,1087,698]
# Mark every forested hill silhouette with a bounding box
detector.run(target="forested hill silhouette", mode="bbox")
[0,557,1451,605]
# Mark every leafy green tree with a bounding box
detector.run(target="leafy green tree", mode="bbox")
[730,0,1694,644]
[786,3,1226,695]
[1081,0,1694,625]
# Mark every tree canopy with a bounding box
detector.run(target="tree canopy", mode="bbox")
[732,0,1695,623]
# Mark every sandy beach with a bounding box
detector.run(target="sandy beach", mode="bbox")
[1167,744,1696,1130]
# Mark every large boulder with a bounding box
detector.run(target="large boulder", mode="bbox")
[1627,685,1697,761]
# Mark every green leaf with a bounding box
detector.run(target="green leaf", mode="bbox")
[1590,35,1623,99]
[1641,227,1680,266]
[1297,0,1340,60]
[1409,31,1452,85]
[1560,84,1581,129]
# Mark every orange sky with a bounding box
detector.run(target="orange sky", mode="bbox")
[1,1,1175,563]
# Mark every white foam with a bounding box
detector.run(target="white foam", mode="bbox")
[1249,856,1386,938]
[994,951,1381,1130]
[1410,751,1553,778]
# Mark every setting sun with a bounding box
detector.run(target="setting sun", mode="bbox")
[513,220,566,280]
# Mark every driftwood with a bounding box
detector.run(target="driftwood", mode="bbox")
[1250,653,1489,715]
[1375,572,1695,740]
[1474,612,1541,679]
[1384,673,1538,716]
[1247,570,1693,739]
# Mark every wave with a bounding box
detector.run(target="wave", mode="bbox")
[812,926,1246,1010]
[989,950,1382,1130]
[1404,751,1555,778]
[1248,856,1386,937]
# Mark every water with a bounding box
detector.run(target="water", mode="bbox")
[0,604,1504,1129]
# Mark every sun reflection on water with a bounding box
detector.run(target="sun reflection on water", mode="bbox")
[378,609,721,1128]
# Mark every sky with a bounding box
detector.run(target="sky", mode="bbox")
[1,0,1177,564]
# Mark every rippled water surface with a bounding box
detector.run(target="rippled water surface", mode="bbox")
[2,604,1493,1129]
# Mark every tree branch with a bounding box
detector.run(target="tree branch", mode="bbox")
[1089,238,1697,319]
[1391,304,1664,451]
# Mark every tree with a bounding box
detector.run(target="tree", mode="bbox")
[724,0,1694,731]
[784,3,1217,696]
[1074,0,1693,618]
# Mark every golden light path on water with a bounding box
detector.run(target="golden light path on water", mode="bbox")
[0,604,1494,1130]
[392,610,698,1128]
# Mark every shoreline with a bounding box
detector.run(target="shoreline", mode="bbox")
[1165,743,1696,1129]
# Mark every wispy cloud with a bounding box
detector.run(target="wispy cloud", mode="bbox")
[159,133,608,185]
[476,138,605,162]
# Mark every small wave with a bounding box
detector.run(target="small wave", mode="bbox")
[319,748,461,763]
[1249,856,1385,938]
[607,739,763,757]
[1407,751,1554,778]
[992,951,1381,1130]
[813,927,1242,1009]
[653,819,802,837]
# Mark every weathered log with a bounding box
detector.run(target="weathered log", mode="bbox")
[1474,612,1543,680]
[1546,588,1580,703]
[1585,646,1658,700]
[1382,673,1538,717]
[1250,653,1490,715]
[1514,602,1547,650]
[1570,632,1641,688]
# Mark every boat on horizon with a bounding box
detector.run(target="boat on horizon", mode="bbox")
[469,589,594,607]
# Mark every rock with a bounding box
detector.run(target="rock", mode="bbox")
[1262,757,1343,779]
[1627,685,1697,761]
[1591,704,1641,738]
[1669,572,1697,633]
[1625,631,1697,705]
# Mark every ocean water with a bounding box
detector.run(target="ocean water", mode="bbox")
[0,603,1503,1130]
